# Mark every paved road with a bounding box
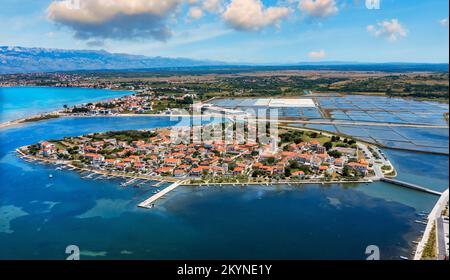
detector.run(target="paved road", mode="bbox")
[250,118,449,129]
[436,217,448,260]
[414,189,450,260]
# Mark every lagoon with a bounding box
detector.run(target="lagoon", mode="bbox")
[0,87,448,260]
[0,87,131,123]
[0,116,447,260]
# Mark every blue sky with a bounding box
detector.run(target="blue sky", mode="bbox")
[0,0,448,63]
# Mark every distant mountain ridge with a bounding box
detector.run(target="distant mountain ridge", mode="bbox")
[0,46,225,74]
[0,46,448,74]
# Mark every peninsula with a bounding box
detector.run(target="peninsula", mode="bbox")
[17,126,394,186]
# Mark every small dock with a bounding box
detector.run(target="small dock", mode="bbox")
[153,181,165,187]
[138,181,183,209]
[381,178,442,196]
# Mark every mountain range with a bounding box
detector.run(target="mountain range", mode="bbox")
[0,46,225,74]
[0,46,448,74]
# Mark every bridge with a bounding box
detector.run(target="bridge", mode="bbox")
[381,178,443,196]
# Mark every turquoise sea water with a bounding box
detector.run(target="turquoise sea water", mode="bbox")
[0,88,448,259]
[0,116,447,260]
[0,87,131,122]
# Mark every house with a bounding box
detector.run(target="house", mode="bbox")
[260,166,275,175]
[311,157,323,168]
[281,151,298,159]
[233,167,244,175]
[347,162,368,174]
[319,165,329,172]
[57,149,69,156]
[164,158,181,167]
[84,153,105,165]
[42,147,56,157]
[115,162,127,170]
[252,162,263,169]
[291,171,305,178]
[157,167,174,175]
[334,158,345,167]
[190,167,203,177]
[39,141,55,149]
[104,158,118,167]
[212,166,225,175]
[316,145,326,154]
[310,140,320,149]
[133,162,146,172]
[259,153,279,161]
[174,169,186,177]
[335,147,356,156]
[104,139,117,145]
[297,154,312,164]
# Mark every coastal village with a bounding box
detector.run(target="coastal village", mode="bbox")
[20,127,389,185]
[65,91,196,116]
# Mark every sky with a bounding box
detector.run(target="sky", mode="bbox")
[0,0,448,63]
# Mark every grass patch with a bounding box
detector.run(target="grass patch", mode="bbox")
[422,223,437,260]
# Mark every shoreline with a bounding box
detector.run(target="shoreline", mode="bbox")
[0,110,63,130]
[16,148,373,187]
[0,86,134,130]
[15,148,178,183]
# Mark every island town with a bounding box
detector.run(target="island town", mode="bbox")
[17,125,394,187]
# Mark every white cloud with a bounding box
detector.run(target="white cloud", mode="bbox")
[223,0,291,31]
[47,0,184,41]
[367,19,407,41]
[298,0,338,18]
[188,7,204,19]
[203,0,224,13]
[308,49,325,59]
[440,18,449,27]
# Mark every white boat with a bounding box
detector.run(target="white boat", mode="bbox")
[49,174,53,178]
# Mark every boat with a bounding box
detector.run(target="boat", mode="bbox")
[49,174,53,178]
[399,256,408,260]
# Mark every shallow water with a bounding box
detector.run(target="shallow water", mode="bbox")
[0,89,448,260]
[0,116,444,260]
[0,87,131,122]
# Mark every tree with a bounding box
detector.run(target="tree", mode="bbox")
[328,150,342,158]
[284,168,292,177]
[343,166,351,177]
[324,142,333,151]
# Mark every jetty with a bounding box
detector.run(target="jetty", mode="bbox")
[381,178,442,196]
[153,181,165,187]
[138,181,183,209]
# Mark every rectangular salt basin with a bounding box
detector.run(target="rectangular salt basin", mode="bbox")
[268,99,316,108]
